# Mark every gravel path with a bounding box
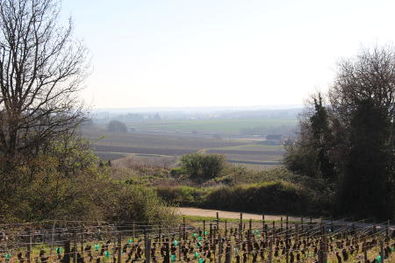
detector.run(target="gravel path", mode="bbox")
[176,207,310,222]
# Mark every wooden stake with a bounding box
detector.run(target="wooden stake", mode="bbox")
[262,215,265,233]
[27,228,32,263]
[380,240,385,263]
[80,225,84,259]
[210,223,213,242]
[64,240,71,263]
[144,230,151,263]
[239,213,243,241]
[268,237,273,263]
[73,232,77,263]
[286,216,289,231]
[118,232,122,263]
[225,244,232,263]
[132,221,136,239]
[164,242,170,263]
[216,212,220,231]
[183,217,186,240]
[159,223,162,242]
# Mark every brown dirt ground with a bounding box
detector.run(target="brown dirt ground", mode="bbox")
[176,207,317,222]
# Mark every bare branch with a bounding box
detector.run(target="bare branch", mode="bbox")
[0,0,88,158]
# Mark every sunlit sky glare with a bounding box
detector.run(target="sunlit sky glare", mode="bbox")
[62,0,395,109]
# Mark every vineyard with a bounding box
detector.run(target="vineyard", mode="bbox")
[1,215,394,263]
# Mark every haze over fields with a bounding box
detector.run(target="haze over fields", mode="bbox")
[82,107,301,169]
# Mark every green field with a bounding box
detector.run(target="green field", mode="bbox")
[83,118,293,169]
[124,118,297,136]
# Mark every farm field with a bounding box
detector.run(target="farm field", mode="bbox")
[95,118,297,137]
[82,127,286,170]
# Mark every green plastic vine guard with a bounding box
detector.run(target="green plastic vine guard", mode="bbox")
[198,257,205,263]
[56,247,63,254]
[375,255,382,263]
[128,239,133,244]
[204,231,208,235]
[104,251,111,258]
[198,236,203,241]
[170,254,177,262]
[94,244,100,251]
[192,233,198,238]
[5,254,11,260]
[194,252,200,259]
[173,240,179,246]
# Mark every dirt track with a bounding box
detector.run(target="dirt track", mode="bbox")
[176,207,312,222]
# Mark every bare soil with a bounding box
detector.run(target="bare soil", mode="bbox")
[176,207,312,222]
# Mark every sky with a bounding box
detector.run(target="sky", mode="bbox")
[62,0,395,109]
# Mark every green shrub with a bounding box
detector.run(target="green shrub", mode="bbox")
[203,181,312,215]
[0,141,177,225]
[156,186,207,206]
[180,153,225,182]
[170,167,186,177]
[104,183,177,224]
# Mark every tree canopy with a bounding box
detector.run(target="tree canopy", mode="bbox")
[107,120,128,133]
[285,46,395,220]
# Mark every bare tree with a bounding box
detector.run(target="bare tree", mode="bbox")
[329,46,395,125]
[0,0,87,160]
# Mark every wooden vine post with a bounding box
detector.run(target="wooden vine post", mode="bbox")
[144,230,151,263]
[239,213,243,242]
[80,225,84,259]
[262,214,265,234]
[159,223,162,242]
[203,220,206,237]
[225,244,232,263]
[268,236,273,263]
[73,231,77,263]
[164,242,170,263]
[27,228,32,263]
[117,232,122,263]
[132,221,136,239]
[218,239,223,263]
[182,217,186,240]
[216,212,220,232]
[280,217,283,231]
[64,239,71,263]
[209,223,213,242]
[363,241,368,263]
[286,216,289,231]
[380,240,385,263]
[225,220,228,237]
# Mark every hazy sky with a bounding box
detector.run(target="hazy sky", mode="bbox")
[62,0,395,109]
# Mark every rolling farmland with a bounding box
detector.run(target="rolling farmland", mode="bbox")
[82,123,288,170]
